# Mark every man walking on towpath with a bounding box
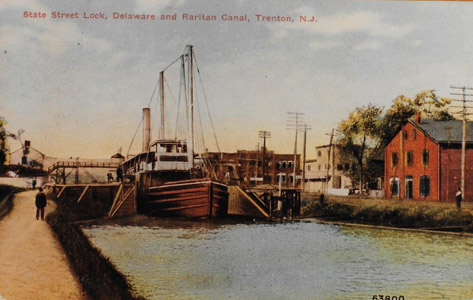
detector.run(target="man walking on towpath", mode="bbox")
[35,187,47,220]
[456,187,462,211]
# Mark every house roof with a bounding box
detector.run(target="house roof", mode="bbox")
[411,119,473,144]
[111,153,125,159]
[10,146,47,158]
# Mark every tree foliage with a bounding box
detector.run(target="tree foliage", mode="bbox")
[337,90,453,193]
[338,105,383,192]
[379,90,452,148]
[0,117,8,173]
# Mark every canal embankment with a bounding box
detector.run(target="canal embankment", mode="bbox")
[46,192,145,300]
[302,193,473,233]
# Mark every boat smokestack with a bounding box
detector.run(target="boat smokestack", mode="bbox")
[143,107,151,152]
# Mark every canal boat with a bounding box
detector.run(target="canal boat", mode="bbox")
[120,45,228,218]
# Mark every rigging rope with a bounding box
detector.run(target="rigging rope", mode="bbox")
[126,117,143,158]
[194,55,222,153]
[127,54,182,155]
[175,55,184,139]
[195,91,218,179]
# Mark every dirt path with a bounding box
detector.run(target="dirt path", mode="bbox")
[0,191,88,300]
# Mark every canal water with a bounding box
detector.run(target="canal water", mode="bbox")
[82,219,473,300]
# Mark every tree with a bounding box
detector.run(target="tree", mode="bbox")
[379,90,452,148]
[338,105,383,195]
[0,117,8,174]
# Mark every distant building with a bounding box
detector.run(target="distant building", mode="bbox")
[8,141,57,169]
[207,150,301,188]
[385,114,473,201]
[304,144,353,195]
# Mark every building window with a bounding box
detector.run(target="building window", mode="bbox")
[392,152,398,167]
[407,151,413,166]
[318,151,322,157]
[403,130,408,140]
[282,161,287,168]
[307,165,311,171]
[277,174,286,183]
[420,175,430,197]
[288,161,293,168]
[337,164,343,171]
[413,129,417,140]
[422,149,429,166]
[276,162,281,169]
[289,176,294,183]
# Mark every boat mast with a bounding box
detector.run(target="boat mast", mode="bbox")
[160,71,165,139]
[188,45,195,168]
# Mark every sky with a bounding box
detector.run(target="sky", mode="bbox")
[2,0,473,159]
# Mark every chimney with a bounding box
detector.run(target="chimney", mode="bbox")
[415,112,421,124]
[143,108,151,152]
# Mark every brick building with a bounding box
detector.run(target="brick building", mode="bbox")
[206,150,301,188]
[385,115,473,202]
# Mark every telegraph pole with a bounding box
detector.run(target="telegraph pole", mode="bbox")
[301,124,312,191]
[287,112,305,188]
[258,130,271,184]
[450,86,473,205]
[326,129,334,194]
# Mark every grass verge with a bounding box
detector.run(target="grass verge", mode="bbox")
[303,194,473,232]
[46,195,145,300]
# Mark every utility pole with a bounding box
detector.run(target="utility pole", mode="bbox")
[258,130,271,184]
[325,129,334,194]
[445,126,452,202]
[450,86,473,204]
[301,124,312,191]
[287,112,305,188]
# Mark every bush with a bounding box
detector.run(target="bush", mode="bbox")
[0,185,25,220]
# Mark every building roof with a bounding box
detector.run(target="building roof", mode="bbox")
[411,119,473,144]
[111,153,125,159]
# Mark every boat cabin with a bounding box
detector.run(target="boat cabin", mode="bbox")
[122,139,193,176]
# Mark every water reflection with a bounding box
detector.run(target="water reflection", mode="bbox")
[82,219,473,300]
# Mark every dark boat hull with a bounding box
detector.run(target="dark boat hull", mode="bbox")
[139,179,228,218]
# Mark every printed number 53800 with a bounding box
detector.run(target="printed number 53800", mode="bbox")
[372,295,405,300]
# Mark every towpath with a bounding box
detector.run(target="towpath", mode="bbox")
[0,190,88,300]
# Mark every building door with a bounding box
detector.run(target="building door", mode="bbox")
[405,176,413,199]
[390,177,400,197]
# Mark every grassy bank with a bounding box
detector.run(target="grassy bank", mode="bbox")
[46,195,144,300]
[0,185,24,220]
[302,194,473,232]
